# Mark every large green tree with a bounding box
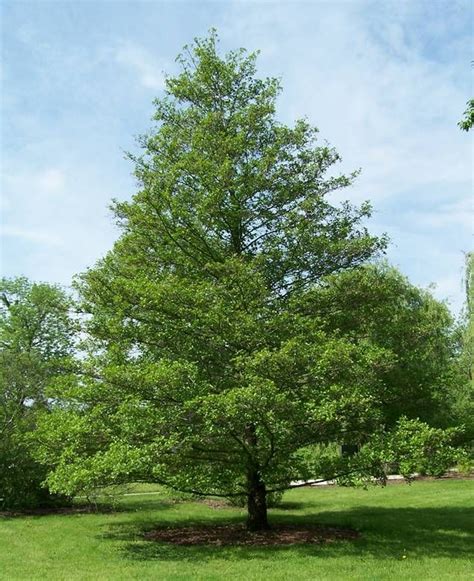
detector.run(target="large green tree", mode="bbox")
[0,277,75,509]
[37,34,461,530]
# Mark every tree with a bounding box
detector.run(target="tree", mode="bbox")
[37,33,461,530]
[451,252,474,445]
[464,252,474,383]
[0,277,75,509]
[301,264,463,426]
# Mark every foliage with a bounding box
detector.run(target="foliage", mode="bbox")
[0,277,75,509]
[452,252,474,445]
[356,418,464,480]
[300,263,466,427]
[296,417,463,487]
[35,33,464,529]
[458,98,474,131]
[464,252,474,383]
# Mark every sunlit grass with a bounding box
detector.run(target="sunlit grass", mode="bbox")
[0,480,472,580]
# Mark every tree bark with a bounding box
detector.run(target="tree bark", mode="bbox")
[246,467,270,531]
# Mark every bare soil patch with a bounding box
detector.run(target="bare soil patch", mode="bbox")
[144,523,360,546]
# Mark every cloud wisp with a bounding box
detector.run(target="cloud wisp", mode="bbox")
[114,41,167,91]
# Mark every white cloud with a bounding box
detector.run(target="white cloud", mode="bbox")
[0,156,128,284]
[408,197,474,230]
[2,166,66,208]
[222,3,471,196]
[432,271,467,315]
[114,42,166,91]
[36,168,66,193]
[1,225,60,246]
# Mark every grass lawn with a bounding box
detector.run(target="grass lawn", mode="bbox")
[0,479,472,580]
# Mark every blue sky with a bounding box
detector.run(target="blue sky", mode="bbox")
[1,0,472,314]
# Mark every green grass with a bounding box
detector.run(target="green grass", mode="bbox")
[0,480,473,580]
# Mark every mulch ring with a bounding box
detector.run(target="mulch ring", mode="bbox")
[143,523,360,546]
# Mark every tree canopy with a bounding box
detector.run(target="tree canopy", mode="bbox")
[0,277,75,509]
[36,33,464,530]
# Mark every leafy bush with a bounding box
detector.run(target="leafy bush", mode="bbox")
[0,436,69,510]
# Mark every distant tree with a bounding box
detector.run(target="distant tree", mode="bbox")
[465,252,474,383]
[0,277,75,509]
[301,263,462,427]
[451,253,474,444]
[36,34,462,530]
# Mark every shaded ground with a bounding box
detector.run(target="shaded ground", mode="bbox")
[0,504,118,519]
[143,523,360,546]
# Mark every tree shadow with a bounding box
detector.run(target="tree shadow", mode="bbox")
[277,500,315,511]
[102,505,473,563]
[0,497,175,520]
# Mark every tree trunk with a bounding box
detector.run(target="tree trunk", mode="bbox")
[246,467,270,531]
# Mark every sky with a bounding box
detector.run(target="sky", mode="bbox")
[1,0,473,315]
